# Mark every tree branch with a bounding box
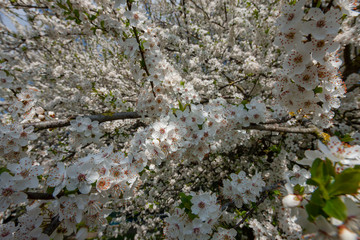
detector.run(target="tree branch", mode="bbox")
[242,124,318,135]
[22,112,141,131]
[9,3,48,9]
[22,111,316,135]
[43,215,61,236]
[25,192,61,200]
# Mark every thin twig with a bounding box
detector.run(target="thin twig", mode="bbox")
[235,180,286,227]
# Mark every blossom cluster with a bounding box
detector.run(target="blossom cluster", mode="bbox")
[164,191,237,240]
[274,0,346,128]
[69,117,102,146]
[0,0,359,239]
[222,171,266,208]
[0,124,37,159]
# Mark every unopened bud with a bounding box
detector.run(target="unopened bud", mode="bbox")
[338,226,358,240]
[282,194,302,207]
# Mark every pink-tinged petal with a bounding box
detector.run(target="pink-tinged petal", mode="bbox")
[66,179,78,191]
[86,171,99,183]
[76,227,88,240]
[53,185,63,197]
[78,183,91,194]
[0,172,13,187]
[27,177,40,189]
[304,150,323,160]
[7,163,21,174]
[0,197,11,212]
[12,192,28,205]
[27,133,37,141]
[14,181,28,191]
[30,165,44,176]
[20,157,32,168]
[96,176,112,192]
[75,209,83,223]
[318,141,331,156]
[47,176,61,187]
[66,166,78,178]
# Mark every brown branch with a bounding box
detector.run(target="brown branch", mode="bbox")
[189,0,210,19]
[10,3,48,9]
[347,84,360,93]
[127,0,156,97]
[220,72,247,96]
[25,192,62,200]
[242,124,318,135]
[43,215,61,236]
[22,110,316,136]
[22,112,141,131]
[342,46,360,81]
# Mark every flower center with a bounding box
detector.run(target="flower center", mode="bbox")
[285,32,295,40]
[2,188,13,197]
[78,174,86,182]
[287,13,295,21]
[316,40,325,48]
[316,19,325,28]
[293,55,303,64]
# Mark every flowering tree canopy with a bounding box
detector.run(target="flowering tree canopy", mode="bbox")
[0,0,360,239]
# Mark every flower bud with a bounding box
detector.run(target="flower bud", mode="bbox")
[282,194,302,207]
[338,226,358,240]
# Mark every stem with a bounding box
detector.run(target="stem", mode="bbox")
[235,180,286,227]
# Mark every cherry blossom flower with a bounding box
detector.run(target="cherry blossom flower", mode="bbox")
[302,8,342,40]
[317,136,360,165]
[0,172,28,212]
[0,71,13,89]
[274,28,303,49]
[212,227,237,240]
[305,36,340,64]
[336,0,360,16]
[66,163,99,194]
[47,162,67,197]
[0,221,18,240]
[283,45,311,76]
[58,195,84,223]
[190,191,219,221]
[7,157,43,190]
[275,0,306,32]
[124,6,145,27]
[96,176,113,192]
[292,64,319,90]
[184,218,212,238]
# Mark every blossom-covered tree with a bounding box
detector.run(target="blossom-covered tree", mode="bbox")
[0,0,359,239]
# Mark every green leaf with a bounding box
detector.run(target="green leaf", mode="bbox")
[327,168,360,197]
[310,189,326,207]
[308,158,335,188]
[0,167,10,174]
[73,9,80,18]
[322,197,347,221]
[305,202,322,222]
[313,86,323,94]
[269,144,281,153]
[46,187,55,195]
[340,134,354,143]
[179,193,193,210]
[273,189,281,195]
[294,184,305,195]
